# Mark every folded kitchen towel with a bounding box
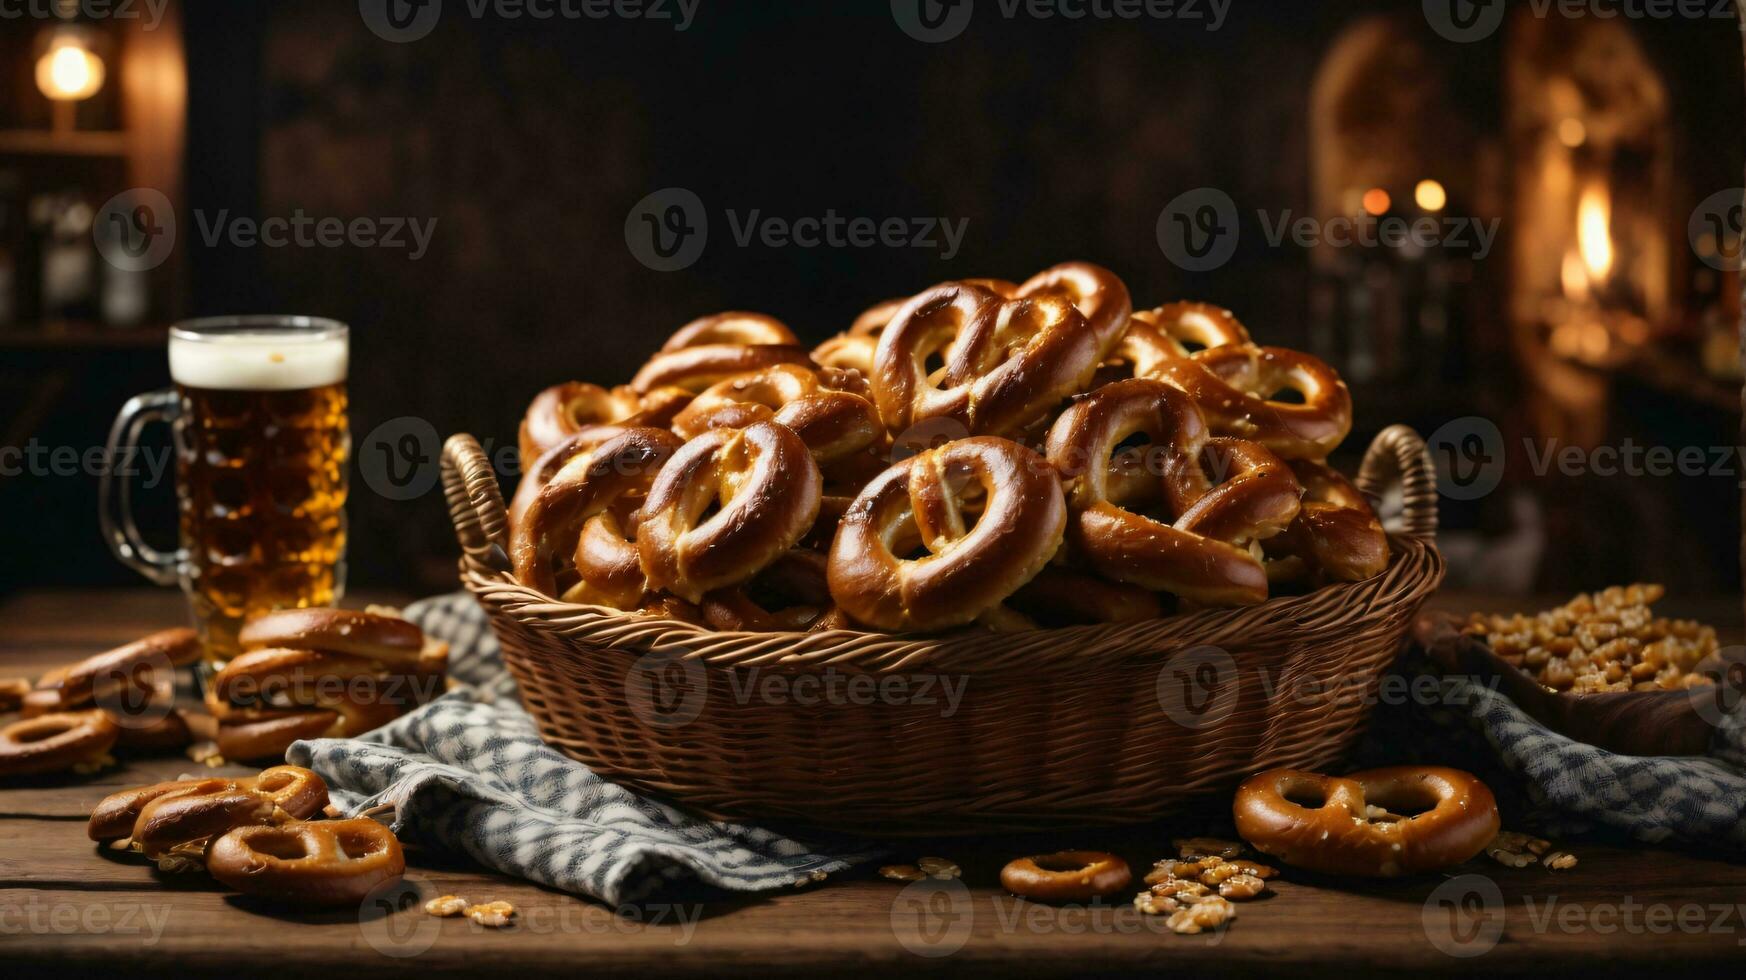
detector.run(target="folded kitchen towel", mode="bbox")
[286,593,883,907]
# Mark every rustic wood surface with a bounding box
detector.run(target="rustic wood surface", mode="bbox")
[2,588,1744,977]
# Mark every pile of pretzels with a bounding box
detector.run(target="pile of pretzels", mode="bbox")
[512,261,1389,634]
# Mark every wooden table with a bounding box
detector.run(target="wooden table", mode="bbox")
[4,589,1745,976]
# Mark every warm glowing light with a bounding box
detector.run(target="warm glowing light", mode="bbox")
[35,40,105,102]
[1577,184,1613,283]
[1557,118,1587,148]
[1560,251,1589,301]
[1361,188,1391,217]
[1413,179,1447,212]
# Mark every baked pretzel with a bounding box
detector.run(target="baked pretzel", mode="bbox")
[511,427,682,605]
[1173,438,1304,549]
[47,627,199,710]
[0,711,119,777]
[1234,766,1500,877]
[1016,261,1133,359]
[671,363,883,465]
[1135,302,1253,357]
[115,708,194,753]
[132,764,329,856]
[216,711,341,763]
[207,818,405,906]
[1045,379,1285,606]
[811,298,908,375]
[661,311,798,351]
[700,549,833,632]
[1267,460,1389,584]
[90,776,237,842]
[828,437,1065,631]
[873,281,1101,437]
[1000,851,1132,903]
[509,424,657,532]
[639,421,822,602]
[239,608,447,675]
[1157,345,1352,460]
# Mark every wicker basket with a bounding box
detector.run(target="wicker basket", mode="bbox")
[442,425,1445,835]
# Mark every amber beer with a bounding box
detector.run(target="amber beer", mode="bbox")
[102,317,350,662]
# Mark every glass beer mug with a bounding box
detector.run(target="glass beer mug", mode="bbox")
[100,316,350,663]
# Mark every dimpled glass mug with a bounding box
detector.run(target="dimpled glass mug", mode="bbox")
[100,316,350,663]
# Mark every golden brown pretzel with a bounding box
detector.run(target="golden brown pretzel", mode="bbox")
[518,381,639,467]
[639,421,823,602]
[115,708,194,753]
[873,281,1101,438]
[207,818,406,906]
[509,425,655,531]
[700,549,833,632]
[671,363,883,464]
[47,627,200,710]
[1172,438,1304,549]
[811,298,908,375]
[661,311,798,351]
[134,789,277,858]
[0,711,119,777]
[216,711,341,762]
[1016,261,1134,359]
[999,851,1132,903]
[1157,345,1352,460]
[1233,766,1500,877]
[511,427,683,605]
[89,776,236,842]
[828,437,1065,631]
[1045,379,1280,606]
[1267,459,1389,584]
[239,608,444,674]
[1135,302,1253,357]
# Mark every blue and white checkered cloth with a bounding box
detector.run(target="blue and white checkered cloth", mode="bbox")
[287,594,881,906]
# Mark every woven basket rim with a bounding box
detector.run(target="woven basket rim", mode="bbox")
[462,533,1445,673]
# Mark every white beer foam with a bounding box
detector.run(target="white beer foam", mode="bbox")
[170,332,348,391]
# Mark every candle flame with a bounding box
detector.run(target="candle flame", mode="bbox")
[1577,185,1613,282]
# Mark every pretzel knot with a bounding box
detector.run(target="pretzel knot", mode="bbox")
[632,312,812,393]
[518,381,689,468]
[637,421,822,603]
[1046,379,1301,606]
[0,710,118,777]
[1234,767,1500,877]
[511,427,683,607]
[671,363,883,464]
[1016,261,1133,359]
[1267,460,1389,584]
[874,281,1101,438]
[828,437,1065,631]
[1156,344,1352,460]
[88,766,330,852]
[207,817,405,906]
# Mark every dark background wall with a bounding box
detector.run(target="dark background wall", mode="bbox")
[6,0,1744,597]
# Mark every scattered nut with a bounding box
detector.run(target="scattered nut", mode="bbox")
[1217,873,1267,901]
[1165,895,1236,934]
[1174,837,1245,859]
[465,900,517,928]
[1543,851,1578,871]
[879,864,927,882]
[1465,585,1717,693]
[425,894,470,917]
[918,856,961,880]
[1146,856,1220,883]
[1486,830,1554,868]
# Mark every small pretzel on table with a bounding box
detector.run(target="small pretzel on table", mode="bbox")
[1016,261,1133,360]
[1046,378,1283,606]
[873,281,1102,438]
[1156,344,1352,461]
[638,421,822,603]
[46,627,200,710]
[215,710,341,763]
[1000,850,1132,903]
[0,710,119,778]
[827,437,1065,631]
[89,776,237,842]
[207,818,406,906]
[671,363,883,464]
[1234,766,1500,877]
[238,608,444,675]
[1266,459,1389,584]
[511,427,682,607]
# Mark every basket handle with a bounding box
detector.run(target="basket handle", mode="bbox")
[1356,424,1438,542]
[442,433,512,577]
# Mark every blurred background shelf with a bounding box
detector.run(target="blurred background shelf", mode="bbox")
[0,129,128,158]
[0,320,168,351]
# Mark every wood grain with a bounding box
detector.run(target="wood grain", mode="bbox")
[3,589,1744,976]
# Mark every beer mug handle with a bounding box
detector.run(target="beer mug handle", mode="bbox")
[99,389,183,586]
